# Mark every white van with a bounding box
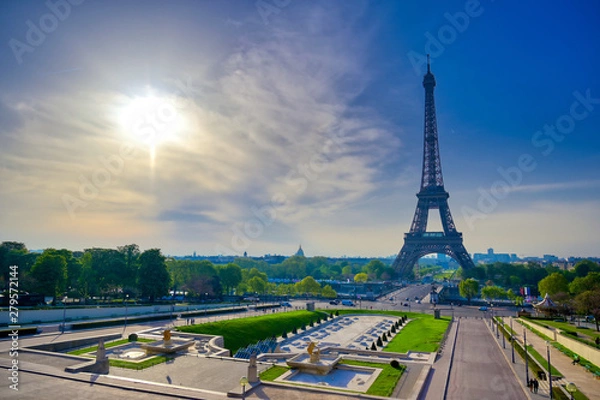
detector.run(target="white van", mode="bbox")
[341,300,355,306]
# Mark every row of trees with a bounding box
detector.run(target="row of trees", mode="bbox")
[0,242,339,303]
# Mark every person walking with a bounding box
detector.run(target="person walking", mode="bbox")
[533,378,539,394]
[528,379,533,392]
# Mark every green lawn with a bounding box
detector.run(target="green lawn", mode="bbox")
[340,360,405,397]
[68,338,154,355]
[110,355,173,370]
[177,310,327,354]
[259,361,405,397]
[329,309,451,353]
[526,345,562,378]
[384,315,451,353]
[526,318,600,342]
[259,365,289,381]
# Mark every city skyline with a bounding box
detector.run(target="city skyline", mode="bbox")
[1,1,600,259]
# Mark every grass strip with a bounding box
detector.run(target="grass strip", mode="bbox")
[68,338,154,355]
[340,360,405,397]
[109,355,173,370]
[259,365,289,381]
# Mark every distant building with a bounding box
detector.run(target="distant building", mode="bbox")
[295,245,305,257]
[473,248,518,264]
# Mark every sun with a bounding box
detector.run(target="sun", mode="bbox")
[118,92,187,173]
[119,94,183,147]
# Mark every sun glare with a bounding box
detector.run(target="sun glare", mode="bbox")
[118,92,187,175]
[119,94,184,148]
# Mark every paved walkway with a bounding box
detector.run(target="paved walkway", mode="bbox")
[510,318,600,400]
[446,318,526,400]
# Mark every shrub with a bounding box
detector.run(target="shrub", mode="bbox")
[128,333,138,342]
[335,310,339,316]
[382,332,388,341]
[309,321,314,327]
[377,337,383,347]
[371,342,377,351]
[292,327,298,334]
[390,359,400,369]
[391,325,396,333]
[330,312,334,318]
[282,330,288,338]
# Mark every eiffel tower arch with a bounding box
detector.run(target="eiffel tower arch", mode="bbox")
[393,58,475,279]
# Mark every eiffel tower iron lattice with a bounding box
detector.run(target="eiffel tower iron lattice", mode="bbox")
[392,57,475,278]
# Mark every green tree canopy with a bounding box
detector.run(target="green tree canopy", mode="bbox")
[218,263,243,295]
[30,249,67,301]
[295,276,321,295]
[354,272,369,283]
[538,272,569,297]
[138,249,170,301]
[321,284,337,299]
[574,290,600,331]
[459,278,479,303]
[481,285,507,300]
[569,272,600,295]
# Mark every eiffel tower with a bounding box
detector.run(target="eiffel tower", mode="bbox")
[393,57,475,278]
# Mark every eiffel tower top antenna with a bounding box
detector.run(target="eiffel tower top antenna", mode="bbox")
[427,54,430,73]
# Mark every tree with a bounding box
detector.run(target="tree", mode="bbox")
[569,272,600,295]
[538,272,569,297]
[363,260,386,280]
[138,249,170,301]
[459,278,479,303]
[574,290,600,331]
[30,250,67,302]
[354,272,368,283]
[218,263,242,295]
[118,244,140,293]
[574,259,600,277]
[321,285,337,299]
[247,276,267,294]
[481,285,507,301]
[295,276,321,296]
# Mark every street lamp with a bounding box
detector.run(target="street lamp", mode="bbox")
[523,327,529,385]
[124,294,129,331]
[546,341,553,399]
[61,295,67,333]
[509,317,515,363]
[239,376,249,400]
[501,317,506,349]
[566,382,577,400]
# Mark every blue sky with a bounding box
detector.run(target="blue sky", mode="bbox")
[1,0,599,258]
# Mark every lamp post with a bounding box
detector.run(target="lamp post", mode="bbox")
[523,327,529,385]
[566,382,577,400]
[61,295,67,333]
[501,317,506,348]
[124,294,129,331]
[546,341,553,399]
[510,317,515,363]
[239,376,249,400]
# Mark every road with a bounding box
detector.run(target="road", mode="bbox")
[446,318,526,400]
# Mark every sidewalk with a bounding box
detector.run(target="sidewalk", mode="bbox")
[509,318,600,400]
[486,318,547,400]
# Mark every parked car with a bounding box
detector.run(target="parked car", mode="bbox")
[329,299,340,305]
[341,300,355,306]
[479,306,488,311]
[280,302,292,307]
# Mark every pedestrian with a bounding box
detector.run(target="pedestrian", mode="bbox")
[528,379,533,392]
[595,336,600,346]
[533,378,539,394]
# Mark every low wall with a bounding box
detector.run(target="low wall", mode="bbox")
[556,333,600,367]
[520,318,600,367]
[518,319,557,340]
[28,333,123,352]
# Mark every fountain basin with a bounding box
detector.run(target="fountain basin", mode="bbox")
[286,353,343,375]
[141,339,195,355]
